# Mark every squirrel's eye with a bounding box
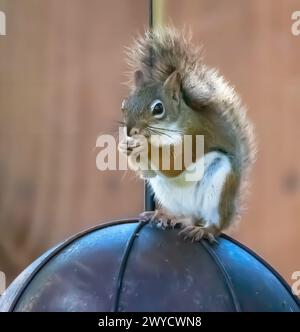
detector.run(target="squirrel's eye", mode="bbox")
[150,99,165,119]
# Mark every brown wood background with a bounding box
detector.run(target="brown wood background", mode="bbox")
[0,0,299,286]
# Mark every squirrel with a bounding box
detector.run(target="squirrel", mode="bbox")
[118,27,256,242]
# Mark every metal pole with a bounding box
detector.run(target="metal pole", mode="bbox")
[144,0,165,211]
[149,0,153,29]
[144,0,156,212]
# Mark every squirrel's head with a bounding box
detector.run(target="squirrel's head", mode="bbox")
[121,70,182,143]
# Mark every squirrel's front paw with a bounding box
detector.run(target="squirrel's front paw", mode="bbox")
[179,225,220,244]
[118,137,140,156]
[139,210,181,229]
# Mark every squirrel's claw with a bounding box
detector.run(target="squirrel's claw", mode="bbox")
[179,225,219,244]
[139,211,156,222]
[139,210,180,230]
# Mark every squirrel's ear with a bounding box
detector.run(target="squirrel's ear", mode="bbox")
[134,70,144,88]
[164,71,181,102]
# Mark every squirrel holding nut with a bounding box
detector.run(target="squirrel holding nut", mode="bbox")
[118,27,256,242]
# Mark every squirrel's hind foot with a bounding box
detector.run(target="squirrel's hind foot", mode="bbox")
[178,224,220,244]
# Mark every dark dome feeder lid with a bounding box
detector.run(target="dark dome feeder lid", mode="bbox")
[0,219,299,312]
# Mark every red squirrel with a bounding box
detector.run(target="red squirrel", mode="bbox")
[118,27,256,242]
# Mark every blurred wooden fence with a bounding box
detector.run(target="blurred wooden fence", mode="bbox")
[0,0,299,285]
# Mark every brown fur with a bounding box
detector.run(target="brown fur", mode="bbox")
[218,171,240,230]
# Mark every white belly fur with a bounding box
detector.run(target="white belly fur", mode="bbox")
[149,151,232,227]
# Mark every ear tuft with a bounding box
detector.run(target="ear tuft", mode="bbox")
[163,71,181,102]
[134,70,144,88]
